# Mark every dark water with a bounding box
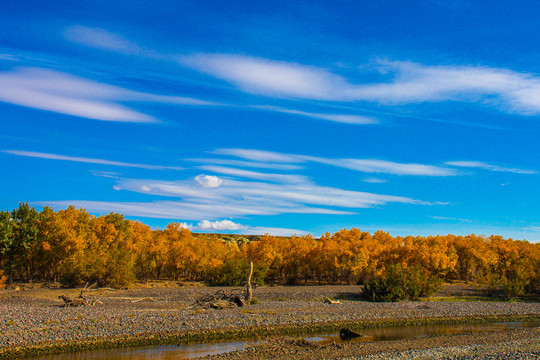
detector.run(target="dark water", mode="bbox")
[33,321,539,360]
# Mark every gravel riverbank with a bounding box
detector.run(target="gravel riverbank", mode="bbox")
[211,328,540,359]
[0,285,538,358]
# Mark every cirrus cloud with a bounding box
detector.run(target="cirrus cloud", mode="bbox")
[182,53,540,115]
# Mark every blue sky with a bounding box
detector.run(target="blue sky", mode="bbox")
[1,0,539,240]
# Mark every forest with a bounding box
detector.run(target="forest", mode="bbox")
[0,203,538,299]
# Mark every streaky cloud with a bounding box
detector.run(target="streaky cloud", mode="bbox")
[445,161,537,174]
[215,148,457,176]
[0,67,155,122]
[363,178,387,183]
[251,105,378,125]
[3,150,183,170]
[213,148,307,163]
[0,67,223,123]
[43,199,352,221]
[183,53,540,115]
[189,158,303,170]
[197,165,308,183]
[65,26,150,56]
[180,54,350,100]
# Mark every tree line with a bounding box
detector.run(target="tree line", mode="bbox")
[0,203,538,298]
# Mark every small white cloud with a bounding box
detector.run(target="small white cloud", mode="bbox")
[141,185,152,192]
[196,219,246,231]
[195,174,223,188]
[179,222,192,229]
[112,185,121,191]
[446,161,537,174]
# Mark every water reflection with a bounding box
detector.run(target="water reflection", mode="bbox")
[33,321,539,360]
[304,320,539,344]
[34,341,252,360]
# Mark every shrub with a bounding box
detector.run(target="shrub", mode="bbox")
[362,264,442,301]
[481,267,532,299]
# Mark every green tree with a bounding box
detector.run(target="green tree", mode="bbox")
[7,203,39,282]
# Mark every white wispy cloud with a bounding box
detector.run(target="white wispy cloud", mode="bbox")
[65,26,145,55]
[0,67,155,122]
[0,67,222,122]
[214,148,457,176]
[313,158,457,176]
[180,54,350,100]
[3,150,182,170]
[362,178,387,183]
[90,170,123,179]
[44,199,351,221]
[99,168,438,220]
[445,161,537,174]
[48,160,440,221]
[189,158,303,170]
[430,216,472,223]
[213,148,306,163]
[197,166,308,183]
[64,27,540,117]
[182,54,540,115]
[251,105,378,125]
[241,226,308,236]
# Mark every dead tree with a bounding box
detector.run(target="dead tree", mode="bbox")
[245,256,253,306]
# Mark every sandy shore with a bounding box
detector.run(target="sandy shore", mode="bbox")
[0,285,538,358]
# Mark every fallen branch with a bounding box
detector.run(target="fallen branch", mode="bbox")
[193,289,246,309]
[321,296,342,304]
[58,295,86,307]
[120,297,155,303]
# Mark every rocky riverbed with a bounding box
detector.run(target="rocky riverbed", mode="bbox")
[0,284,538,358]
[211,328,540,359]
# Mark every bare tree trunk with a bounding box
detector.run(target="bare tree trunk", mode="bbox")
[245,257,253,306]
